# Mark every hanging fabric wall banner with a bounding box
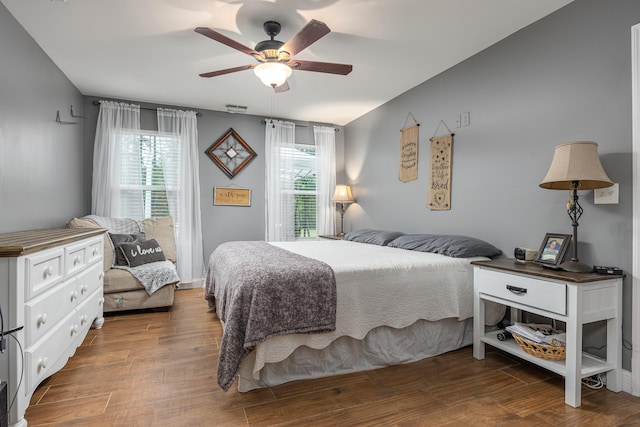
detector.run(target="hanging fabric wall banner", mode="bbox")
[398,114,419,182]
[427,133,453,210]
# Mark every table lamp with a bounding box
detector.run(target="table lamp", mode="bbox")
[331,185,354,236]
[539,141,613,272]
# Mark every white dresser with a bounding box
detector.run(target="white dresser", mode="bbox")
[0,228,106,427]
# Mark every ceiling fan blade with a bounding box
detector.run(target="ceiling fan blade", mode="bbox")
[274,81,290,93]
[290,60,353,75]
[199,64,255,78]
[195,27,260,57]
[281,19,330,57]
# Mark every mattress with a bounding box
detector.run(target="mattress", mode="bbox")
[229,240,505,389]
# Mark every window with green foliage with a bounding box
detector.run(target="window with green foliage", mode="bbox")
[119,132,179,220]
[292,145,317,239]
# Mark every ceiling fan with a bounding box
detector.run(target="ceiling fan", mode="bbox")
[195,19,353,92]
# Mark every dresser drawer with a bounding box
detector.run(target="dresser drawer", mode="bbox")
[25,312,77,392]
[476,268,567,315]
[86,237,103,266]
[76,287,103,338]
[76,262,103,301]
[24,278,77,347]
[26,248,64,299]
[65,241,89,277]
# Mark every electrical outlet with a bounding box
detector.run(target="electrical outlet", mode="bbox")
[594,183,619,204]
[455,114,461,128]
[461,112,470,127]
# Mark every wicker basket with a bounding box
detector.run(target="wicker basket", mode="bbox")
[513,334,566,360]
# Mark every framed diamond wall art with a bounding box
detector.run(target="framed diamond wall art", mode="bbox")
[205,128,257,178]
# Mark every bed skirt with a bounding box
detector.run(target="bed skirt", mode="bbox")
[236,316,473,392]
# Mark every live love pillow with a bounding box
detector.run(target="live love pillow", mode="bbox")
[118,239,166,267]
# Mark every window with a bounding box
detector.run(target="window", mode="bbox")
[119,132,179,220]
[291,145,317,239]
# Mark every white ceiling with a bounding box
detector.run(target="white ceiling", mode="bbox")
[2,0,572,126]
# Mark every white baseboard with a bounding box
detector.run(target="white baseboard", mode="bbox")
[622,368,639,396]
[176,279,204,290]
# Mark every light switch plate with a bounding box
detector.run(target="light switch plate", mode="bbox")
[594,183,619,204]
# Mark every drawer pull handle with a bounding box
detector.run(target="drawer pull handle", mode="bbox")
[70,324,78,335]
[38,356,49,370]
[92,248,98,256]
[37,313,48,326]
[81,283,88,294]
[70,290,78,301]
[74,256,81,266]
[43,266,54,278]
[506,285,527,295]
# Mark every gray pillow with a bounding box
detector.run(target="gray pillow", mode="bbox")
[118,238,166,268]
[109,232,146,266]
[388,234,502,258]
[343,229,405,246]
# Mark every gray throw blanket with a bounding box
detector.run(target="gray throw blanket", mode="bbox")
[205,241,337,391]
[86,215,180,295]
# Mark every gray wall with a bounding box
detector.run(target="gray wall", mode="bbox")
[0,3,85,233]
[344,0,637,369]
[82,97,345,261]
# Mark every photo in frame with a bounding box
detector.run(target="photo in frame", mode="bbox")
[534,233,571,268]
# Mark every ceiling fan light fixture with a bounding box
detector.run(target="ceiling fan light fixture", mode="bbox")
[254,62,292,88]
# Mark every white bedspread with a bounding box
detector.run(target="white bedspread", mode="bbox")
[243,240,498,381]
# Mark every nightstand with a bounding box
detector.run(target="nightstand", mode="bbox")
[318,235,343,240]
[472,258,622,408]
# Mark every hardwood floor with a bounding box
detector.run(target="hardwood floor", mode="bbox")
[24,288,640,426]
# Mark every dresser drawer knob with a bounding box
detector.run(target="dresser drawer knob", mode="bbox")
[80,283,88,294]
[38,356,49,370]
[70,290,78,301]
[74,256,82,266]
[43,266,54,278]
[37,313,48,326]
[92,248,98,256]
[70,324,78,335]
[506,285,527,295]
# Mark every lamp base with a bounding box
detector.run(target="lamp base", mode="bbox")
[559,260,594,273]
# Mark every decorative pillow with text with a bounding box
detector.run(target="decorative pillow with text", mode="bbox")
[118,238,166,267]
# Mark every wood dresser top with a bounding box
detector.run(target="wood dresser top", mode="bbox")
[0,228,106,257]
[471,258,623,283]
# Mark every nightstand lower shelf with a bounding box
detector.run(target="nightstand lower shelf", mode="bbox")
[482,331,614,378]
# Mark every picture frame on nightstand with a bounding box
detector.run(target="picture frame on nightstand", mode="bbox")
[534,232,571,268]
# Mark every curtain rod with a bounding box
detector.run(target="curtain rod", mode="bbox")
[92,101,202,117]
[260,119,339,132]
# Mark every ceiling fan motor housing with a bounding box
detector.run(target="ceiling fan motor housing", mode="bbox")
[255,21,290,62]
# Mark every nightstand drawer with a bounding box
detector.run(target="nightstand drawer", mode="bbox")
[476,268,567,315]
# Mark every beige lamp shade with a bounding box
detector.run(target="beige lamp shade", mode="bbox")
[539,141,613,190]
[331,185,354,203]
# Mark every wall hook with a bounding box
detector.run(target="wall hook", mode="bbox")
[56,110,78,125]
[70,105,89,119]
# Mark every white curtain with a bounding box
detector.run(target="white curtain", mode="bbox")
[157,108,205,286]
[314,126,336,236]
[265,119,296,241]
[92,101,140,216]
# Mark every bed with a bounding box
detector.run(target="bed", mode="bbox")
[205,230,505,392]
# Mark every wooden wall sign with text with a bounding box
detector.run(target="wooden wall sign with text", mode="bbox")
[427,134,453,210]
[214,187,251,206]
[398,124,419,182]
